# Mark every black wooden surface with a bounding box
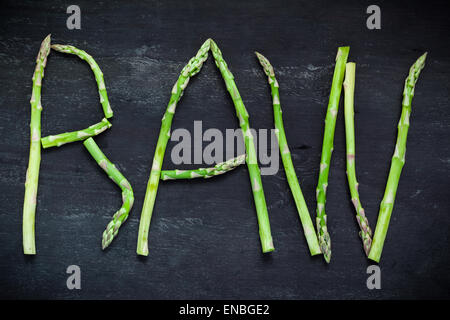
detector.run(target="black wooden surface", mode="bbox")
[0,0,449,299]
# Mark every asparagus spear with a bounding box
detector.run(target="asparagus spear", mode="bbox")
[210,39,274,253]
[83,138,134,249]
[316,46,350,263]
[369,53,427,263]
[41,118,112,148]
[23,34,51,255]
[343,62,372,256]
[137,39,211,256]
[161,154,245,180]
[51,44,113,119]
[255,52,321,256]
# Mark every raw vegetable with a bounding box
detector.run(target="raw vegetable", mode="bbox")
[369,53,427,262]
[161,154,245,180]
[315,46,350,263]
[83,137,134,249]
[343,62,372,256]
[51,44,113,119]
[23,34,51,255]
[255,52,321,256]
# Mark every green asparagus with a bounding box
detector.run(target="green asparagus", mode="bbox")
[41,118,111,148]
[83,138,134,249]
[23,34,51,255]
[316,46,349,263]
[343,62,372,256]
[210,39,274,253]
[369,53,427,263]
[161,154,245,180]
[255,52,321,256]
[51,44,113,119]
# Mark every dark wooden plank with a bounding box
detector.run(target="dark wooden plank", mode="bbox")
[0,0,449,299]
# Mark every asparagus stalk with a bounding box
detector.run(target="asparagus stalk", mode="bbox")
[316,46,350,263]
[137,39,211,256]
[343,62,372,256]
[369,53,427,262]
[41,118,112,148]
[23,34,51,255]
[255,52,321,256]
[161,154,245,180]
[83,138,134,249]
[210,39,274,253]
[51,44,113,119]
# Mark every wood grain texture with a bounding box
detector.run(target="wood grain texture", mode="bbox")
[0,0,449,299]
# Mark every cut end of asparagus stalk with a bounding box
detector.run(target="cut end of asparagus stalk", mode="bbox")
[336,46,350,61]
[315,46,350,263]
[261,237,275,253]
[368,249,381,263]
[51,44,70,53]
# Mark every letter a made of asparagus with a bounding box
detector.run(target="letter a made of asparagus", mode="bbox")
[254,52,321,256]
[137,39,274,255]
[316,47,349,263]
[83,138,134,249]
[343,62,372,256]
[23,34,51,255]
[369,53,427,262]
